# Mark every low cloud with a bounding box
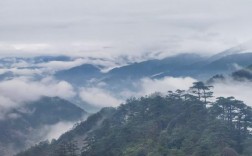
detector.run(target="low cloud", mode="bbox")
[77,76,252,109]
[0,77,76,117]
[2,0,252,59]
[0,57,123,78]
[0,68,44,76]
[120,77,197,98]
[37,57,119,73]
[37,58,88,72]
[138,77,197,95]
[79,87,123,107]
[42,121,77,140]
[79,77,196,107]
[213,79,252,106]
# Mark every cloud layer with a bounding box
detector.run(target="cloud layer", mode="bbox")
[213,80,252,107]
[0,77,76,117]
[1,0,252,58]
[79,87,123,107]
[79,77,196,107]
[78,76,252,109]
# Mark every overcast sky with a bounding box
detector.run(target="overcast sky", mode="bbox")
[1,0,252,58]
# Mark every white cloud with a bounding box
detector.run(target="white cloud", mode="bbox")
[0,68,44,76]
[79,87,122,107]
[42,122,76,140]
[120,76,197,98]
[75,75,252,110]
[11,60,30,68]
[138,77,197,95]
[0,57,120,77]
[37,58,88,72]
[135,77,252,108]
[213,80,252,107]
[36,57,119,73]
[78,76,196,107]
[1,0,252,59]
[0,77,76,115]
[11,43,51,51]
[0,96,17,120]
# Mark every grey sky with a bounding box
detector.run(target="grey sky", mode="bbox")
[1,0,252,58]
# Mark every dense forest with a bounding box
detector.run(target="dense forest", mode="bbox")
[16,82,252,156]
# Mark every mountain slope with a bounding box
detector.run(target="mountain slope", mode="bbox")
[54,54,205,88]
[109,53,203,76]
[232,64,252,81]
[55,64,102,85]
[106,52,252,81]
[209,40,252,62]
[53,52,252,88]
[17,93,252,156]
[0,97,87,156]
[202,53,252,71]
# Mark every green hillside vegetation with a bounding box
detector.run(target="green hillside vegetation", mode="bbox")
[16,82,252,156]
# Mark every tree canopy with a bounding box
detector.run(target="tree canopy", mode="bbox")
[16,82,252,156]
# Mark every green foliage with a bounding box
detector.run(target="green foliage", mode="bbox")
[16,84,252,156]
[190,81,213,104]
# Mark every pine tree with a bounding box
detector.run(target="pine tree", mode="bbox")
[189,81,213,104]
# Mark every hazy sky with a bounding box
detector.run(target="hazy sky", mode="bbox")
[1,0,252,58]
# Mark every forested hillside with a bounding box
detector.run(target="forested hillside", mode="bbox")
[16,82,252,156]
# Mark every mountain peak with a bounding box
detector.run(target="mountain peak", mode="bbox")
[210,40,252,61]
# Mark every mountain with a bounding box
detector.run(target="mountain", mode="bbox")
[202,53,252,72]
[0,96,88,156]
[16,91,252,156]
[209,40,252,62]
[101,52,252,85]
[55,64,102,86]
[54,54,207,90]
[54,52,252,90]
[105,53,204,80]
[206,63,252,84]
[232,64,252,81]
[1,51,251,88]
[206,74,226,84]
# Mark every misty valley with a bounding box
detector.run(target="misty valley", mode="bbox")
[0,46,252,156]
[1,1,252,155]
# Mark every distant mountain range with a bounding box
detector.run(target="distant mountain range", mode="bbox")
[0,96,87,156]
[54,52,252,88]
[1,44,252,86]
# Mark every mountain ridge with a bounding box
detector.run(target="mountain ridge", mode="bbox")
[0,96,88,156]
